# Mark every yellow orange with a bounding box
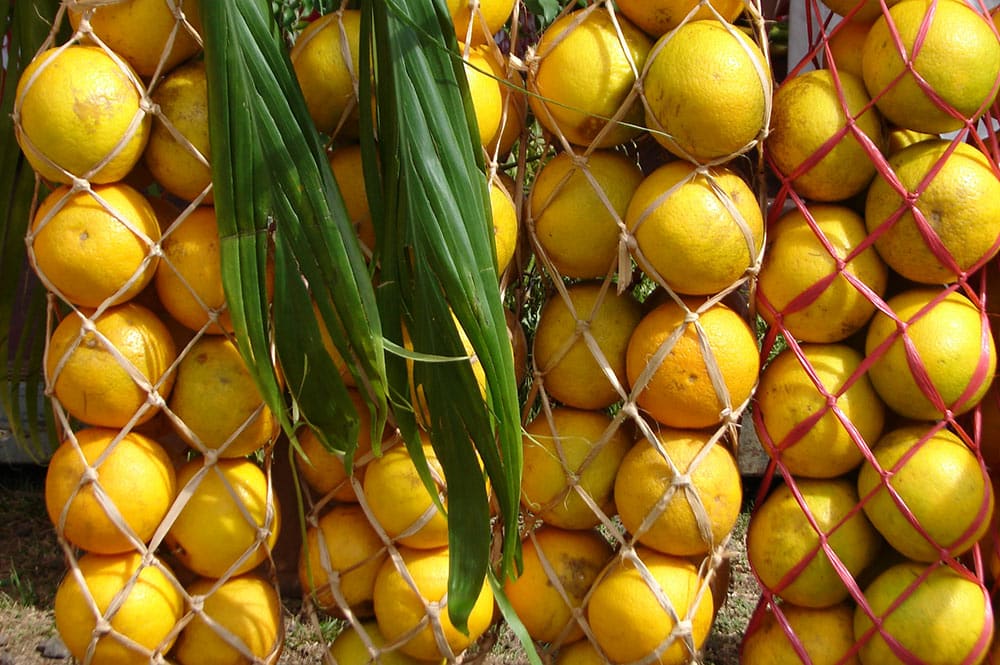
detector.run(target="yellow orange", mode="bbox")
[291,10,363,137]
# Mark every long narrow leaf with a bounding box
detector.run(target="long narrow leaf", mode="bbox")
[200,0,388,456]
[365,0,524,631]
[0,0,61,460]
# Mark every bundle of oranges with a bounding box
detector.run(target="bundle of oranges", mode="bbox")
[743,2,1000,663]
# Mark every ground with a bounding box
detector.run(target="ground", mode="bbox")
[0,463,760,664]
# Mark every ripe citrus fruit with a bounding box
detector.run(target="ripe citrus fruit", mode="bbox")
[166,457,280,578]
[626,299,759,429]
[68,0,203,78]
[756,203,888,343]
[626,161,763,295]
[363,438,449,549]
[30,183,160,308]
[886,126,937,154]
[296,388,379,502]
[528,8,652,148]
[857,424,994,562]
[299,503,388,616]
[145,60,212,203]
[291,10,363,137]
[54,551,184,665]
[521,406,633,530]
[741,602,860,665]
[643,19,769,162]
[173,573,282,665]
[614,428,742,556]
[503,526,613,645]
[168,335,276,458]
[373,546,495,661]
[46,303,177,428]
[746,477,882,608]
[45,427,176,555]
[862,0,1000,134]
[821,0,899,23]
[329,144,376,255]
[554,640,606,665]
[533,281,643,409]
[865,139,1000,284]
[459,43,503,147]
[15,45,150,184]
[864,288,996,420]
[529,149,643,280]
[616,0,745,36]
[447,0,515,45]
[855,561,993,665]
[756,343,885,478]
[767,68,886,202]
[486,53,526,159]
[330,621,444,665]
[155,206,231,334]
[587,547,713,665]
[490,175,518,275]
[824,18,872,79]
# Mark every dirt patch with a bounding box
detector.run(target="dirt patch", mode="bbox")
[0,463,760,664]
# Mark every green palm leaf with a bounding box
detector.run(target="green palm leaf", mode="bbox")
[363,0,524,630]
[0,0,61,461]
[199,0,388,457]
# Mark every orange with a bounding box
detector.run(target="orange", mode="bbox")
[362,438,449,549]
[15,45,150,184]
[54,551,184,665]
[329,143,376,255]
[821,0,899,22]
[614,428,741,556]
[626,161,763,295]
[855,561,993,665]
[69,0,203,78]
[528,8,652,148]
[643,19,769,163]
[587,547,713,665]
[330,621,444,665]
[532,281,643,409]
[299,504,388,616]
[858,424,994,562]
[616,0,745,36]
[746,478,882,608]
[447,0,516,45]
[30,183,160,308]
[166,457,280,578]
[167,335,277,458]
[862,0,1000,134]
[865,139,1000,284]
[503,526,613,645]
[626,299,759,429]
[173,573,282,665]
[529,149,644,280]
[767,68,886,202]
[45,427,176,554]
[145,60,213,203]
[756,343,885,478]
[489,174,519,275]
[290,10,362,137]
[521,407,632,530]
[459,43,503,147]
[886,126,938,155]
[485,52,526,159]
[46,303,177,428]
[864,288,996,420]
[295,388,379,502]
[155,206,231,334]
[824,18,872,78]
[373,546,495,661]
[756,204,888,343]
[554,640,606,665]
[741,602,860,665]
